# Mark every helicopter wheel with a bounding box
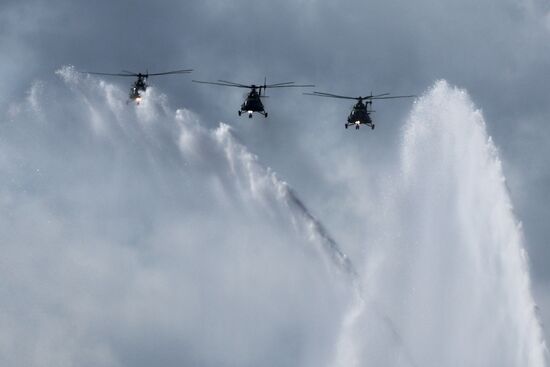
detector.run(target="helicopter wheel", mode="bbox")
[238,111,242,116]
[371,125,375,130]
[345,124,348,129]
[249,114,253,119]
[265,112,268,118]
[356,125,359,130]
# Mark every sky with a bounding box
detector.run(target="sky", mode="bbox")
[1,0,549,365]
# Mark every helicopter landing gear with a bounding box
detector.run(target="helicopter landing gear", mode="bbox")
[238,111,242,116]
[264,112,268,118]
[248,113,253,118]
[371,124,375,130]
[345,124,348,129]
[355,125,360,130]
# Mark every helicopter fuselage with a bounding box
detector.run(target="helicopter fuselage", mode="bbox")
[239,87,267,118]
[346,100,374,130]
[130,75,148,102]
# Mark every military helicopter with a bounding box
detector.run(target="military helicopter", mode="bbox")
[192,79,314,118]
[81,69,193,104]
[305,91,415,130]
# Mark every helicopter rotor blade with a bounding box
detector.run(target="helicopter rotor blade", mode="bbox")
[192,80,251,88]
[80,71,137,77]
[266,84,315,89]
[371,95,416,100]
[363,93,391,99]
[264,81,295,87]
[147,69,193,76]
[304,92,358,100]
[121,70,140,76]
[311,91,355,98]
[217,80,253,88]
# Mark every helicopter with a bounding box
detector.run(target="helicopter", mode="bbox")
[305,91,415,130]
[192,78,314,118]
[81,69,193,104]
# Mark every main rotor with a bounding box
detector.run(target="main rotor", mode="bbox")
[192,79,314,96]
[304,91,415,102]
[81,68,193,79]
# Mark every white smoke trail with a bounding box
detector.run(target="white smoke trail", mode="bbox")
[212,123,357,278]
[0,66,353,367]
[334,80,548,367]
[58,65,354,273]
